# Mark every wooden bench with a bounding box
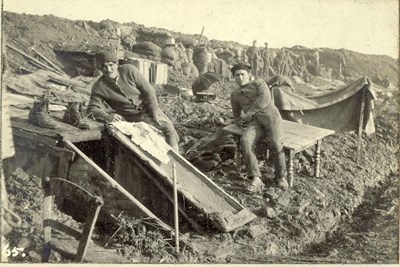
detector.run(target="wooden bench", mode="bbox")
[222,120,335,187]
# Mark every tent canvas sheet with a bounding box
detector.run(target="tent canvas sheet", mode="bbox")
[272,76,376,135]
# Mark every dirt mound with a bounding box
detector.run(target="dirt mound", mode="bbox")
[3,11,397,84]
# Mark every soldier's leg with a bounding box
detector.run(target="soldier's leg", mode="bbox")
[240,123,264,179]
[134,110,180,152]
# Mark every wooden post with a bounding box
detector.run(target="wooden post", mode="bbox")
[42,177,53,262]
[1,169,9,263]
[314,140,322,178]
[287,149,294,188]
[172,164,180,254]
[74,197,103,262]
[196,27,205,47]
[356,88,366,164]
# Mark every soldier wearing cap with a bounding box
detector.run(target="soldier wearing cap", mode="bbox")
[230,63,288,192]
[261,42,271,78]
[88,49,180,151]
[246,40,261,76]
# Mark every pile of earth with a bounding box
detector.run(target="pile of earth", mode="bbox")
[2,11,398,85]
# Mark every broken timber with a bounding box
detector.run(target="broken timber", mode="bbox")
[30,47,69,77]
[6,44,61,74]
[106,125,257,232]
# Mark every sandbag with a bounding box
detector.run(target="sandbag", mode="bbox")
[130,52,161,62]
[217,50,235,64]
[132,41,162,53]
[133,48,161,57]
[193,46,209,61]
[161,47,179,61]
[190,62,199,78]
[193,47,210,74]
[182,62,191,76]
[161,57,175,67]
[176,36,198,48]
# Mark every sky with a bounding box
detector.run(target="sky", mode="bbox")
[3,0,399,58]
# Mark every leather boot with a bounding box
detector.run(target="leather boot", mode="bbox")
[28,98,59,129]
[63,102,91,129]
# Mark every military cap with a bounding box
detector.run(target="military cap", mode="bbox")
[231,62,251,75]
[95,49,118,68]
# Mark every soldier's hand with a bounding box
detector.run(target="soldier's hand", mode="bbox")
[112,114,124,122]
[153,114,161,126]
[242,112,253,124]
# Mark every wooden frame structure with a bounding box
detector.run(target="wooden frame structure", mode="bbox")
[42,177,103,262]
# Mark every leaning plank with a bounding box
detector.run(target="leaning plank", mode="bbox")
[64,140,174,233]
[6,44,59,73]
[107,125,257,232]
[130,155,204,232]
[31,47,69,77]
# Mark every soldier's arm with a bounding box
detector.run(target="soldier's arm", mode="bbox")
[129,66,159,118]
[87,87,115,122]
[246,80,271,116]
[230,93,242,126]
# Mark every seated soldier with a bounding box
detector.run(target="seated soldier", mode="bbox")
[230,62,289,192]
[88,49,180,151]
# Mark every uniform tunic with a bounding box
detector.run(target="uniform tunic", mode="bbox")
[88,64,179,150]
[230,79,287,178]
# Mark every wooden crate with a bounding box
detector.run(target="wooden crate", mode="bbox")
[150,62,168,85]
[125,57,168,85]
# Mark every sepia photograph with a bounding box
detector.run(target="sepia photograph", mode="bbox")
[0,0,398,264]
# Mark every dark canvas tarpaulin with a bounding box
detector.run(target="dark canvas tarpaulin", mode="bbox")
[272,76,376,135]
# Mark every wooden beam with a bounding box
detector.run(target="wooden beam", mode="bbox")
[31,47,69,77]
[172,164,180,254]
[6,43,59,73]
[356,88,366,165]
[374,94,392,119]
[196,27,205,47]
[74,197,103,262]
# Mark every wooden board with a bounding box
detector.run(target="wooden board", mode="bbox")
[106,125,257,232]
[223,120,335,153]
[10,111,104,144]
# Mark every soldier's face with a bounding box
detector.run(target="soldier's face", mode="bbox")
[234,70,250,87]
[101,62,119,80]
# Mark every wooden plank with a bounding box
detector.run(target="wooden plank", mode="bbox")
[282,120,335,139]
[223,123,326,153]
[31,47,69,77]
[12,127,59,146]
[281,132,318,152]
[11,115,104,143]
[60,130,102,143]
[209,208,256,232]
[131,156,204,232]
[107,125,256,232]
[74,198,103,262]
[6,44,59,73]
